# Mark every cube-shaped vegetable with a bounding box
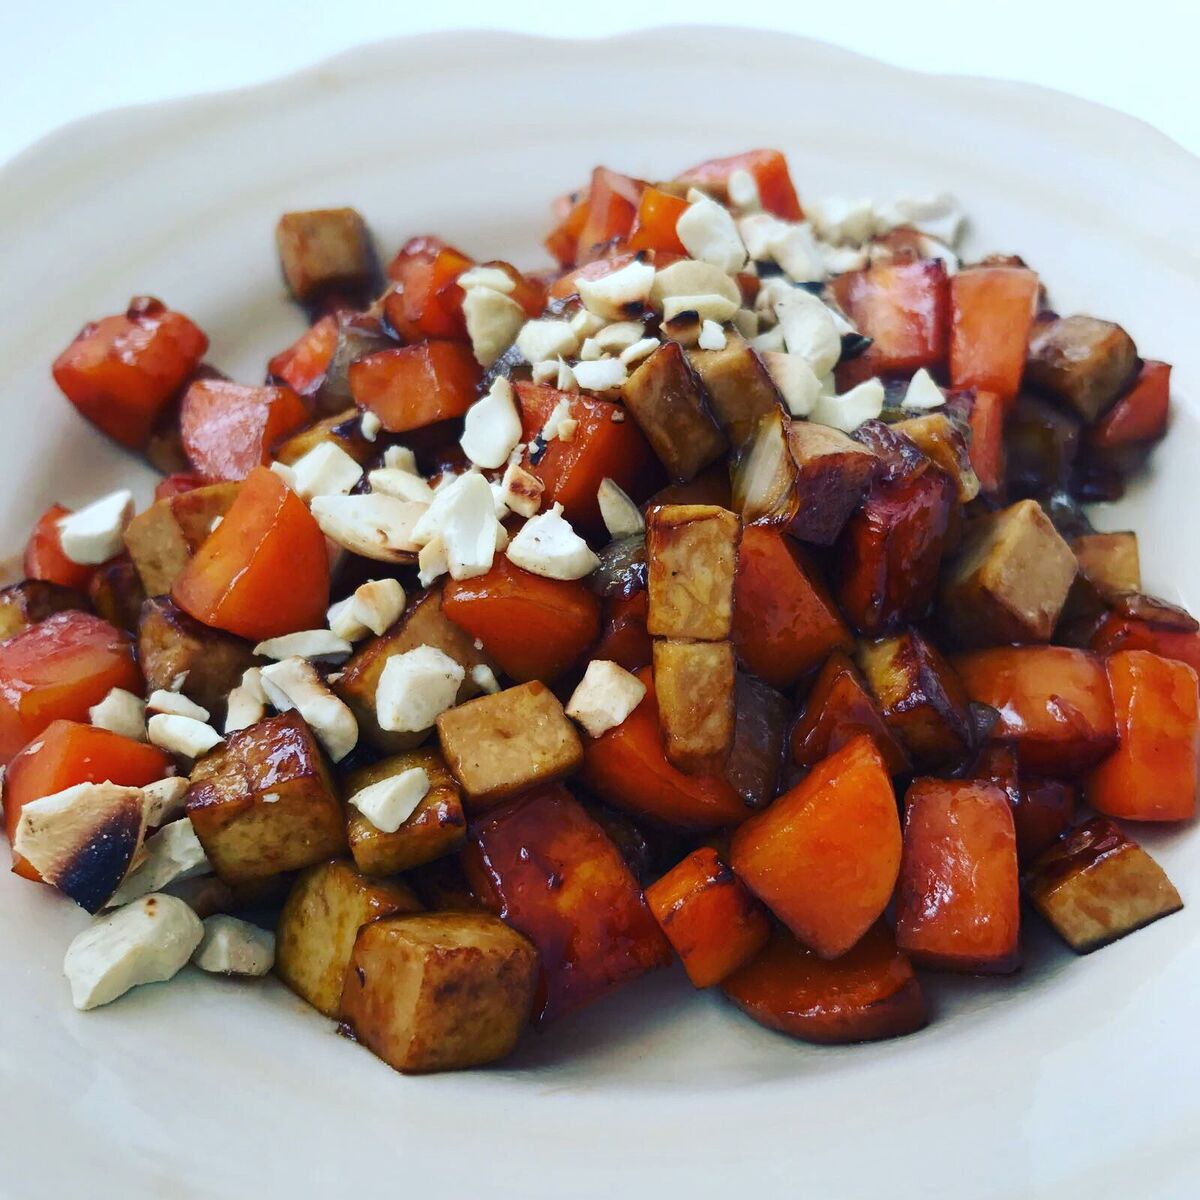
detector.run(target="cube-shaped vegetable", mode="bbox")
[628,186,689,255]
[266,313,339,398]
[275,207,376,305]
[0,580,86,641]
[595,589,652,673]
[463,786,671,1022]
[725,672,790,809]
[349,343,482,433]
[346,749,466,875]
[967,388,1006,500]
[1025,315,1139,423]
[1090,611,1200,675]
[652,639,736,773]
[436,681,582,808]
[186,712,347,883]
[895,778,1020,973]
[972,743,1075,865]
[686,332,782,450]
[1071,531,1140,601]
[1004,394,1080,498]
[675,148,803,221]
[646,504,739,641]
[949,266,1040,402]
[341,913,537,1073]
[383,236,473,338]
[24,505,96,592]
[1024,817,1182,953]
[892,411,980,503]
[87,557,146,634]
[1086,360,1170,451]
[275,859,421,1017]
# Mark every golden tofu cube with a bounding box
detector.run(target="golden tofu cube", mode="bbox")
[1071,531,1140,602]
[436,681,582,808]
[340,913,538,1074]
[1025,315,1139,423]
[186,711,347,884]
[0,580,86,640]
[275,208,376,305]
[652,639,736,773]
[646,503,740,641]
[273,408,376,467]
[346,748,467,876]
[686,331,781,450]
[275,860,422,1017]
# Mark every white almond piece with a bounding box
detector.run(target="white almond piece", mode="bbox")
[348,767,431,834]
[662,294,739,324]
[506,503,599,580]
[676,195,747,274]
[566,660,647,738]
[772,222,827,283]
[224,667,267,734]
[578,337,603,361]
[471,663,501,694]
[417,536,450,588]
[64,894,203,1010]
[148,714,223,760]
[727,168,761,213]
[650,259,741,309]
[327,596,368,643]
[462,285,525,367]
[457,265,515,293]
[142,777,190,828]
[732,308,759,339]
[375,645,465,734]
[146,690,211,722]
[751,325,788,354]
[571,358,628,391]
[531,360,561,386]
[915,234,960,274]
[289,442,363,500]
[516,318,579,364]
[874,193,965,246]
[761,351,823,417]
[107,817,211,907]
[554,359,578,390]
[811,377,887,433]
[775,290,842,376]
[382,445,418,474]
[270,461,297,489]
[620,337,660,365]
[576,259,656,320]
[253,629,352,662]
[698,320,727,351]
[901,368,947,411]
[56,490,135,566]
[569,308,607,338]
[410,471,498,580]
[311,494,426,562]
[192,915,275,976]
[593,321,645,353]
[499,462,545,518]
[350,578,405,637]
[89,688,147,741]
[368,467,435,503]
[461,377,522,470]
[540,397,575,443]
[737,212,790,262]
[259,657,358,762]
[807,196,877,246]
[597,478,644,538]
[823,244,870,275]
[359,410,382,442]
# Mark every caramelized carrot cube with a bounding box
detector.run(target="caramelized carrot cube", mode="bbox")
[628,187,689,255]
[442,557,600,683]
[967,388,1006,500]
[180,379,309,482]
[972,743,1075,865]
[722,924,926,1044]
[575,167,641,262]
[0,612,141,764]
[52,297,208,450]
[676,149,803,221]
[731,735,901,959]
[544,190,591,267]
[1086,650,1199,821]
[594,590,652,673]
[267,313,339,398]
[24,504,97,592]
[645,847,770,987]
[895,778,1020,973]
[382,239,473,341]
[949,267,1040,402]
[349,342,481,433]
[172,465,330,641]
[1090,613,1200,675]
[463,785,671,1023]
[1086,360,1170,449]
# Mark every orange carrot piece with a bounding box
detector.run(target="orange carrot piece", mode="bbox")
[24,505,97,592]
[267,314,339,397]
[676,149,803,221]
[349,342,481,433]
[949,267,1039,402]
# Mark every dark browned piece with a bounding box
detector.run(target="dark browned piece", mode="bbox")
[313,314,395,416]
[652,639,736,773]
[88,557,146,634]
[645,504,740,641]
[275,208,377,306]
[892,412,980,503]
[1005,394,1081,498]
[725,672,790,809]
[0,580,87,640]
[1025,315,1139,423]
[686,331,782,450]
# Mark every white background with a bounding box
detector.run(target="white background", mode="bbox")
[3,0,1197,165]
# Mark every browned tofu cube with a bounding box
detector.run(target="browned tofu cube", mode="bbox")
[856,629,975,769]
[939,500,1077,648]
[621,341,727,483]
[335,586,494,753]
[1024,817,1182,953]
[137,597,260,713]
[1025,315,1139,423]
[652,639,736,773]
[186,711,347,883]
[646,504,740,641]
[123,482,241,595]
[273,408,376,467]
[1071,531,1140,601]
[346,748,467,876]
[0,580,86,640]
[340,913,538,1074]
[892,412,980,503]
[686,332,782,450]
[88,557,147,634]
[275,208,376,305]
[436,681,583,808]
[275,860,422,1017]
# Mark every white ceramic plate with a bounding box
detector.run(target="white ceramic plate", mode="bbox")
[1,27,1198,1200]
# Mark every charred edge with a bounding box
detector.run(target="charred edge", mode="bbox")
[57,808,144,914]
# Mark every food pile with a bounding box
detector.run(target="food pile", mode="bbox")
[3,148,1190,1074]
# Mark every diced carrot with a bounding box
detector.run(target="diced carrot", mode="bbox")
[24,505,96,592]
[575,167,642,263]
[267,314,339,397]
[966,388,1006,499]
[645,847,771,987]
[628,187,689,255]
[547,251,640,302]
[544,191,592,267]
[172,465,329,640]
[581,666,749,831]
[0,612,141,764]
[722,924,926,1044]
[953,646,1117,774]
[180,379,309,482]
[949,267,1040,402]
[52,297,209,450]
[383,239,474,341]
[153,473,205,501]
[1086,360,1170,449]
[481,260,547,317]
[515,382,661,537]
[349,342,481,433]
[594,590,652,673]
[972,743,1075,865]
[1090,613,1200,676]
[3,720,170,880]
[789,651,911,776]
[731,735,901,959]
[676,149,803,221]
[732,527,852,689]
[1086,650,1199,821]
[895,778,1020,973]
[463,785,671,1023]
[442,557,600,683]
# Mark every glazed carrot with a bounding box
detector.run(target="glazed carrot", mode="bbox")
[442,557,600,683]
[24,505,96,592]
[544,191,592,267]
[581,667,749,831]
[949,267,1040,403]
[383,239,473,341]
[172,465,329,640]
[180,379,309,482]
[1086,650,1199,821]
[3,720,170,880]
[153,473,205,501]
[1086,360,1170,450]
[52,297,208,450]
[267,314,338,397]
[628,187,689,255]
[575,167,641,262]
[895,778,1020,973]
[967,388,1006,500]
[645,847,770,987]
[0,612,141,764]
[349,342,482,433]
[676,149,803,221]
[594,590,652,673]
[722,924,926,1044]
[971,743,1075,865]
[1090,613,1200,676]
